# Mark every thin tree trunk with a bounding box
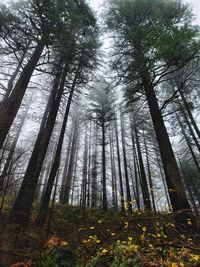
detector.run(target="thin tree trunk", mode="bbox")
[87,121,92,208]
[80,125,88,211]
[70,134,80,206]
[91,124,98,208]
[59,123,74,202]
[179,90,200,139]
[178,157,199,215]
[102,119,107,210]
[178,101,200,154]
[114,117,125,213]
[109,125,118,210]
[3,41,31,101]
[120,109,132,212]
[143,134,156,211]
[61,112,80,204]
[155,151,171,208]
[135,126,151,210]
[177,114,200,175]
[130,119,140,209]
[134,156,140,209]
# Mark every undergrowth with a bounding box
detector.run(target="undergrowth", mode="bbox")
[1,204,200,266]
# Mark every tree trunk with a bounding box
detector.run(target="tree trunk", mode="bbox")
[130,119,141,209]
[135,126,152,210]
[9,61,67,228]
[141,63,196,230]
[143,134,156,211]
[59,123,74,202]
[87,121,92,208]
[179,90,200,139]
[80,125,88,211]
[0,96,32,191]
[102,119,107,210]
[3,41,31,101]
[178,101,200,154]
[61,112,80,204]
[177,114,200,175]
[109,125,118,211]
[120,109,132,212]
[35,64,81,225]
[91,124,98,208]
[155,151,171,208]
[178,157,199,215]
[0,39,45,149]
[70,134,80,206]
[114,117,125,212]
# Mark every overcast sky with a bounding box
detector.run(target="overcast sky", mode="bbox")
[89,0,200,24]
[0,0,200,24]
[0,0,200,25]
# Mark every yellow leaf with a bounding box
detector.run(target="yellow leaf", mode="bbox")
[111,233,115,236]
[96,240,101,244]
[128,237,133,241]
[142,227,147,232]
[90,226,95,229]
[190,254,200,261]
[124,221,129,229]
[171,263,178,267]
[61,241,69,247]
[102,248,108,254]
[130,244,139,250]
[157,233,161,238]
[140,235,144,241]
[79,227,86,231]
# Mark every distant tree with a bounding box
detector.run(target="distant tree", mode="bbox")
[88,80,115,210]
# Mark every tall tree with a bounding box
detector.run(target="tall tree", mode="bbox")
[9,0,98,228]
[106,0,200,229]
[0,0,73,149]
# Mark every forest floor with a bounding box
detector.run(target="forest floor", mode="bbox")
[0,204,200,267]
